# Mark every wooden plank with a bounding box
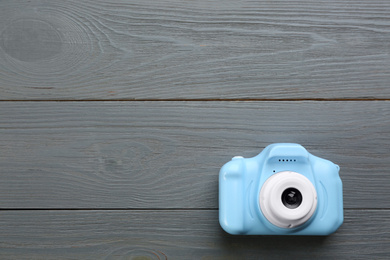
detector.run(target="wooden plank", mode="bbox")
[0,209,389,259]
[0,101,389,209]
[1,0,390,100]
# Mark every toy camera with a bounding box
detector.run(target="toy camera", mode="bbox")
[219,143,343,235]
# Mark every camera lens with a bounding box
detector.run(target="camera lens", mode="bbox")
[260,171,317,228]
[281,188,302,209]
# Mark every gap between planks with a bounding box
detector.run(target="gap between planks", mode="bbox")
[0,98,390,102]
[0,208,389,211]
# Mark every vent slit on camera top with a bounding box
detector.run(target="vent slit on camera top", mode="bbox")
[278,159,296,162]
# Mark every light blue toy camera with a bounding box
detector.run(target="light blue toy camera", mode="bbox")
[219,143,343,235]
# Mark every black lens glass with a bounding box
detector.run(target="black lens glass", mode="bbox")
[281,188,302,209]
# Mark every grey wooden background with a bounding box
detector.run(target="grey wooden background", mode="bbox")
[1,0,389,259]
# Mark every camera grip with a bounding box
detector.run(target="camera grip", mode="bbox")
[219,158,246,234]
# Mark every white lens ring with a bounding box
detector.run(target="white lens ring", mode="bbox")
[260,171,317,229]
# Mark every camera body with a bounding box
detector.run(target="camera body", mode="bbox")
[219,143,343,235]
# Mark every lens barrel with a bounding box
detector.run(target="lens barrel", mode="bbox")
[259,171,317,229]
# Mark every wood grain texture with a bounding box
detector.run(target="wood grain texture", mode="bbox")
[1,0,390,100]
[0,209,389,259]
[1,101,389,209]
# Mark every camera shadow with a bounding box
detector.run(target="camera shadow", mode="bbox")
[213,229,330,259]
